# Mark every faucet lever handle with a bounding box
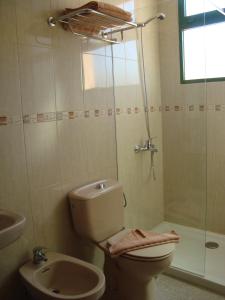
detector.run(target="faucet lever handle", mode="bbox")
[33,246,47,255]
[33,246,48,264]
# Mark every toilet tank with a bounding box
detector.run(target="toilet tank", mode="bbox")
[68,179,124,242]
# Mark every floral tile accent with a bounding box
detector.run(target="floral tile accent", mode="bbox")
[165,106,170,111]
[150,106,155,112]
[23,114,30,124]
[68,111,75,119]
[37,112,56,123]
[37,113,45,122]
[215,105,221,112]
[95,109,100,117]
[127,107,132,114]
[199,105,205,111]
[174,105,180,111]
[116,108,121,115]
[134,107,139,113]
[84,110,90,118]
[108,108,113,116]
[0,116,8,125]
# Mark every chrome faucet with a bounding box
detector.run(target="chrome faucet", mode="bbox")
[33,246,48,264]
[134,138,158,153]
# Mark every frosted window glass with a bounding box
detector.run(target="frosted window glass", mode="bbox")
[186,0,225,16]
[183,22,225,80]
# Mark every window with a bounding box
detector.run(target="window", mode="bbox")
[179,0,225,83]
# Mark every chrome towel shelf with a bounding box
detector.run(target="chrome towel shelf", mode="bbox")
[47,8,165,44]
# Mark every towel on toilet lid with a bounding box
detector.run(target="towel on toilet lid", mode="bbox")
[107,229,180,257]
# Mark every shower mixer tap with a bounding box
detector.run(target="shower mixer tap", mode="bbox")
[134,138,158,153]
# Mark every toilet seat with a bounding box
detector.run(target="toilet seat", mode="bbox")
[98,228,175,262]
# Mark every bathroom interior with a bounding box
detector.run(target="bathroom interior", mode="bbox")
[1,0,225,299]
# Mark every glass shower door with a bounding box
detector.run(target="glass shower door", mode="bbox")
[156,0,207,276]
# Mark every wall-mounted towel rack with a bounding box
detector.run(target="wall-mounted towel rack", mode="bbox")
[47,8,165,44]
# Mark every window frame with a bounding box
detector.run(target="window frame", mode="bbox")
[179,0,225,84]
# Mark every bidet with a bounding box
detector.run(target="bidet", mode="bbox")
[19,252,105,300]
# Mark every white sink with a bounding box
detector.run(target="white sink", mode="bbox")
[19,252,105,300]
[0,209,26,249]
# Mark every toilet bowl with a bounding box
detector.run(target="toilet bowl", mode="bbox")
[68,180,175,300]
[99,229,175,300]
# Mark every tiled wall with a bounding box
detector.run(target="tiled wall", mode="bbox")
[0,0,117,298]
[159,0,225,234]
[114,0,164,230]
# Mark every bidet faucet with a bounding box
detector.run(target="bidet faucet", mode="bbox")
[33,246,48,264]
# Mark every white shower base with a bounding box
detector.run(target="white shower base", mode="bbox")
[153,222,225,288]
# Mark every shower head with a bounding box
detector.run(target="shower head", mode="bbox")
[157,13,166,20]
[141,12,166,27]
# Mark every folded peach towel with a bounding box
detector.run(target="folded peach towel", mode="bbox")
[107,229,180,257]
[62,1,132,35]
[68,1,132,22]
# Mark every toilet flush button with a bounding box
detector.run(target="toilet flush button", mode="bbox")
[96,183,106,190]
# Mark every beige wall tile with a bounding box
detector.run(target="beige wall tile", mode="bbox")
[0,42,21,115]
[82,39,107,57]
[85,116,117,174]
[53,41,84,111]
[29,184,77,253]
[24,122,61,189]
[0,0,17,44]
[57,119,88,183]
[83,54,109,109]
[114,57,127,108]
[16,0,52,47]
[123,30,138,61]
[18,45,56,114]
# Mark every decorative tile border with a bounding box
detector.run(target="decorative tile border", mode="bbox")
[1,104,225,126]
[160,104,225,112]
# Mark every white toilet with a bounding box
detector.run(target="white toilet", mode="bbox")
[68,179,175,300]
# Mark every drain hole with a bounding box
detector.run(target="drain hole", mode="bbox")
[51,289,60,294]
[205,241,219,249]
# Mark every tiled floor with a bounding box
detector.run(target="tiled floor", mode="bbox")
[153,222,225,286]
[156,274,225,300]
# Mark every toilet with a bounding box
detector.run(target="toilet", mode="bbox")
[68,179,175,300]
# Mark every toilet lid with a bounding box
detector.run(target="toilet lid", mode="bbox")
[106,229,175,261]
[123,243,175,260]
